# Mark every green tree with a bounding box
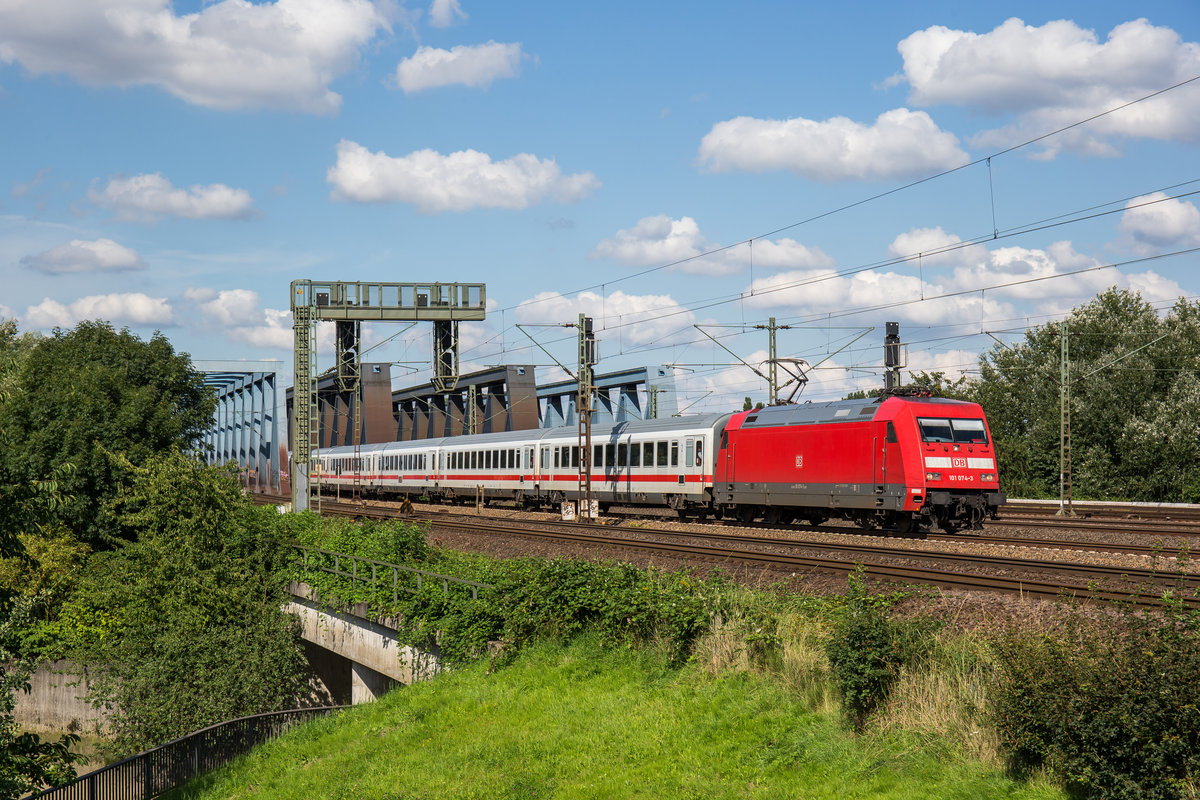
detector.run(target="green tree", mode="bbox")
[971,288,1200,500]
[0,461,83,799]
[74,453,307,754]
[0,321,215,545]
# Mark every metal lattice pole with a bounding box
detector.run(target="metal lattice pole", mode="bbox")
[577,314,595,521]
[1058,321,1074,516]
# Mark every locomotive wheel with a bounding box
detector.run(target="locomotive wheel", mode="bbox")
[737,505,756,524]
[763,507,782,525]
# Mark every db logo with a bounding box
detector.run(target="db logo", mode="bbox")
[795,455,804,469]
[952,457,967,469]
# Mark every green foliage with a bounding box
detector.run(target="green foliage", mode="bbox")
[282,512,430,565]
[74,453,307,755]
[287,517,729,667]
[0,321,215,545]
[971,288,1200,500]
[742,397,765,411]
[825,569,936,730]
[990,598,1200,800]
[0,450,84,797]
[0,598,84,799]
[906,370,973,399]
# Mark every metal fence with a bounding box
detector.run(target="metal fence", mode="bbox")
[28,707,346,800]
[292,544,491,602]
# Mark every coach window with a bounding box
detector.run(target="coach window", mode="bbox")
[630,443,640,467]
[695,441,703,467]
[571,446,579,468]
[593,444,604,469]
[642,442,653,468]
[671,441,679,467]
[657,441,668,467]
[605,444,615,469]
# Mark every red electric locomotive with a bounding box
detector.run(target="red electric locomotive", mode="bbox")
[713,394,1005,532]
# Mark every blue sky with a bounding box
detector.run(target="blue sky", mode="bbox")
[3,0,1199,412]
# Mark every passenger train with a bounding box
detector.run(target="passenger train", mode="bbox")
[312,392,1006,533]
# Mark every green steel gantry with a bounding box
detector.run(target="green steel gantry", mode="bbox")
[290,280,486,512]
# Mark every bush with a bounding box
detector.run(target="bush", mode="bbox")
[990,598,1200,799]
[825,569,936,730]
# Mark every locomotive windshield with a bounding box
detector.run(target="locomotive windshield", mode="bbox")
[917,417,989,445]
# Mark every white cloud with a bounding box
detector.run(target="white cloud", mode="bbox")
[894,18,1200,156]
[592,214,833,276]
[21,238,146,274]
[887,226,986,266]
[697,108,969,181]
[739,238,1185,324]
[327,140,600,212]
[22,293,174,329]
[0,0,390,114]
[90,173,256,222]
[186,287,294,349]
[429,0,468,28]
[904,349,981,382]
[1119,192,1200,249]
[395,41,523,92]
[514,289,696,348]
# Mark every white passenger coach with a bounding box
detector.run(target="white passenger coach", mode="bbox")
[312,413,731,515]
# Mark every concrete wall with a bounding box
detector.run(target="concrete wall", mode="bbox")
[13,661,109,735]
[286,596,441,703]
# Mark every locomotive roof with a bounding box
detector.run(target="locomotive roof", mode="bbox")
[739,394,974,429]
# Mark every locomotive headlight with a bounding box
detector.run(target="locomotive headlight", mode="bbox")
[981,473,996,482]
[925,471,942,480]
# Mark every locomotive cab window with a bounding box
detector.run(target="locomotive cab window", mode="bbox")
[918,417,989,445]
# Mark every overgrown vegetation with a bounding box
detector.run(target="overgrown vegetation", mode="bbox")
[825,568,938,730]
[990,596,1200,800]
[66,453,309,755]
[286,516,729,667]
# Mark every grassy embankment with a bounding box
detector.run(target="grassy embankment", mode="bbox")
[167,636,1062,800]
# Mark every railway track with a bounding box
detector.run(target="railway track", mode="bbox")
[306,499,1200,609]
[252,492,1198,557]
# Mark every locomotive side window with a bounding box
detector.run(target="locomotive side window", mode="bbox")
[918,417,989,445]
